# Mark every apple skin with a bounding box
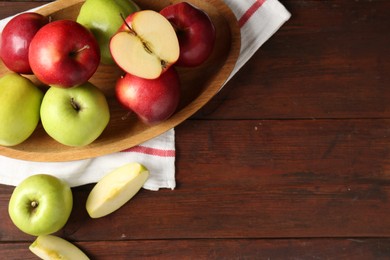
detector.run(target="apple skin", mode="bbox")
[116,67,181,125]
[28,20,100,88]
[111,10,180,79]
[8,174,73,236]
[77,0,140,64]
[0,12,48,74]
[40,82,110,146]
[0,73,43,146]
[160,2,216,67]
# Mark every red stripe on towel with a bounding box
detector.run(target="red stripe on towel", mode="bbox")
[121,145,176,157]
[238,0,266,28]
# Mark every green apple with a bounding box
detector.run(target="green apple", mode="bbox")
[8,174,73,236]
[76,0,140,64]
[86,162,149,218]
[0,73,43,146]
[30,235,90,260]
[40,82,110,147]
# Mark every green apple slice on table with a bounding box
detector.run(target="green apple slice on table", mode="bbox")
[86,162,149,218]
[30,235,90,260]
[40,82,110,147]
[0,73,43,146]
[77,0,140,64]
[8,174,73,236]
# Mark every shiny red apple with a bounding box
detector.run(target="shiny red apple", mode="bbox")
[0,12,49,74]
[28,20,100,88]
[115,67,181,125]
[160,2,216,67]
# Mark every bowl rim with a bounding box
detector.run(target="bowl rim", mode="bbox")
[0,0,241,162]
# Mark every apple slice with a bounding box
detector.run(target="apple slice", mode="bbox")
[86,162,149,218]
[29,235,89,260]
[110,10,180,79]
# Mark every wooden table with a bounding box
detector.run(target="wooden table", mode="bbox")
[1,0,390,259]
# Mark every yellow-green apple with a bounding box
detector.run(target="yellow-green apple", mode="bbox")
[40,82,110,146]
[110,10,180,79]
[28,20,100,88]
[0,73,43,146]
[76,0,140,64]
[30,235,90,260]
[8,174,73,236]
[0,12,48,74]
[115,67,180,125]
[86,162,149,218]
[160,2,216,67]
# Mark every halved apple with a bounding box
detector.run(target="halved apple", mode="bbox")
[29,235,89,260]
[109,10,180,79]
[86,162,149,218]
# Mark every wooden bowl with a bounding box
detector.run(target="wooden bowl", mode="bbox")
[0,0,240,162]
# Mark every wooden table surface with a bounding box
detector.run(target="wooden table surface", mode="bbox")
[1,0,390,259]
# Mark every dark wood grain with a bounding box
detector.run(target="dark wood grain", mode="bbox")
[1,238,390,259]
[196,0,390,120]
[1,120,389,241]
[1,0,390,259]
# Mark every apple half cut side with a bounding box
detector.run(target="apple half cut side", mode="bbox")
[30,235,90,260]
[110,10,180,79]
[86,162,149,218]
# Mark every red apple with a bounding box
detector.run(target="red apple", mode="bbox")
[116,67,181,125]
[110,10,180,80]
[160,2,216,67]
[0,12,48,74]
[28,20,100,88]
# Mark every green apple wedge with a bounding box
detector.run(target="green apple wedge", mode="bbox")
[40,82,110,147]
[8,174,73,236]
[76,0,140,64]
[0,73,43,146]
[86,162,149,218]
[30,235,90,260]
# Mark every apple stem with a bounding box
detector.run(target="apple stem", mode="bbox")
[70,45,90,58]
[120,13,137,36]
[71,98,81,112]
[77,45,90,52]
[31,201,38,208]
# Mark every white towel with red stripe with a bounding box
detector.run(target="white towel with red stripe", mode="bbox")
[0,0,290,190]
